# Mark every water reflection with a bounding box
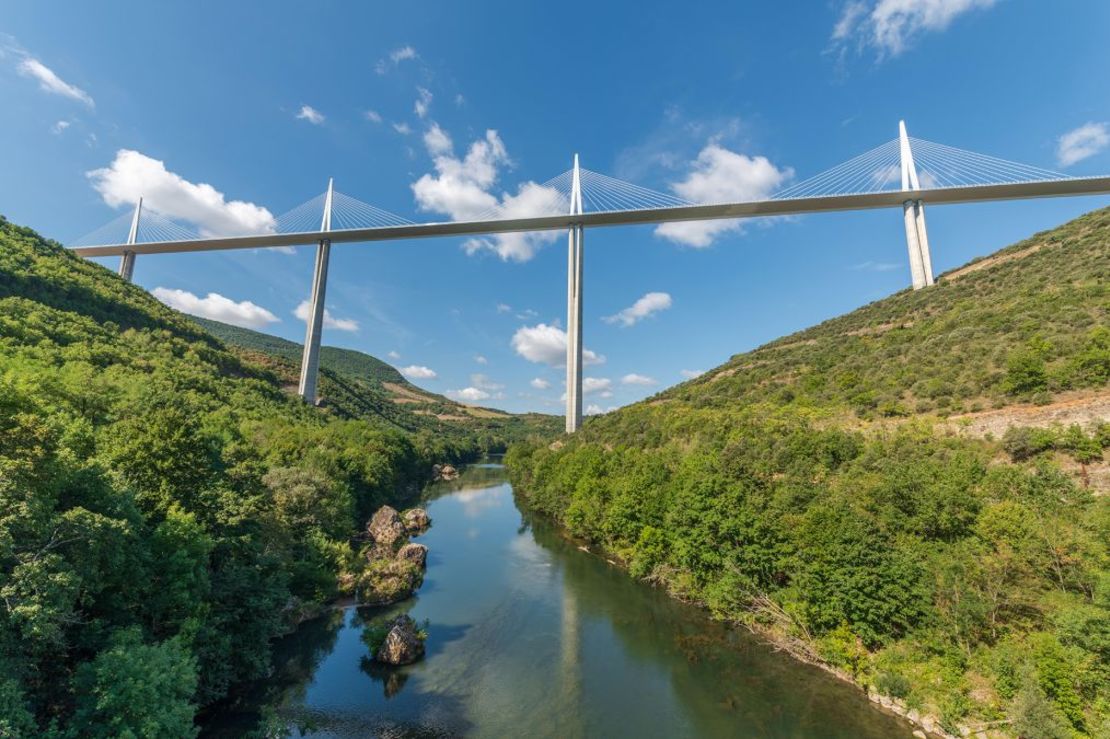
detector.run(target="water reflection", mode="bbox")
[203,463,911,739]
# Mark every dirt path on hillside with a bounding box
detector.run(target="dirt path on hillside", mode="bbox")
[945,390,1110,438]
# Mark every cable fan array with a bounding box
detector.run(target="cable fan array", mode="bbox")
[69,133,1093,248]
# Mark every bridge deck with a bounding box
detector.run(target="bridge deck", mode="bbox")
[70,176,1110,257]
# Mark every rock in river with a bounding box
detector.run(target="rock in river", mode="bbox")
[397,542,428,568]
[376,615,425,665]
[367,505,406,554]
[402,507,430,534]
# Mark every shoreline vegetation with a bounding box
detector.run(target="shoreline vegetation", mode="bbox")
[506,208,1110,739]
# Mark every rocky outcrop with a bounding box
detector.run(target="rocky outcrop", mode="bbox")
[396,542,428,568]
[376,615,426,665]
[366,505,406,555]
[402,507,430,534]
[432,463,459,481]
[355,506,432,606]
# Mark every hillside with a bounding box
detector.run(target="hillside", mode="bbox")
[0,215,482,735]
[190,316,561,452]
[508,207,1110,738]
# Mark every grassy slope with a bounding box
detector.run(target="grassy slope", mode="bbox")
[508,207,1110,738]
[191,316,561,449]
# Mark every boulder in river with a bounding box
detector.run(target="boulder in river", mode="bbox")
[356,558,424,605]
[367,505,406,554]
[397,542,428,568]
[402,507,430,534]
[432,463,459,481]
[376,615,426,665]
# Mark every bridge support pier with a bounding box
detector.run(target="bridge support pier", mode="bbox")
[565,156,584,433]
[298,179,334,404]
[899,121,934,290]
[118,197,142,282]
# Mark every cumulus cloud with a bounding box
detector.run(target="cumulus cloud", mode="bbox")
[530,377,551,390]
[511,323,604,366]
[392,122,412,135]
[376,45,418,74]
[447,387,490,402]
[655,144,791,247]
[621,373,657,386]
[469,373,504,391]
[400,365,437,379]
[412,127,565,261]
[293,300,359,331]
[414,87,433,118]
[152,287,278,329]
[474,354,488,365]
[603,292,672,327]
[87,150,275,237]
[680,369,705,379]
[364,110,383,123]
[496,303,512,314]
[296,105,325,125]
[16,56,94,107]
[387,350,401,360]
[51,120,70,135]
[586,404,616,416]
[831,0,997,58]
[583,377,612,396]
[1056,122,1109,167]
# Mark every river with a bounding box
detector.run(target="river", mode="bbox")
[206,462,912,738]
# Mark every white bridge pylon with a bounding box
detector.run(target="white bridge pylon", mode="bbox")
[68,122,1110,427]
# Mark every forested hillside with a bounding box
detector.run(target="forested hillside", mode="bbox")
[508,207,1110,738]
[191,317,561,454]
[0,215,495,736]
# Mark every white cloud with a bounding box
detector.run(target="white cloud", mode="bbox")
[17,57,94,107]
[423,123,452,155]
[51,120,70,135]
[511,323,604,366]
[392,122,412,135]
[447,386,489,402]
[412,127,565,261]
[152,287,279,329]
[474,354,488,365]
[583,377,612,396]
[87,150,275,237]
[850,260,901,272]
[832,0,997,58]
[603,292,672,327]
[293,300,359,331]
[621,373,657,386]
[296,105,325,125]
[455,93,465,107]
[387,350,401,360]
[469,373,503,391]
[530,377,551,390]
[376,45,418,74]
[496,303,512,314]
[1056,122,1109,167]
[415,87,433,118]
[364,110,383,123]
[655,144,791,247]
[680,369,705,379]
[586,404,616,416]
[400,365,437,379]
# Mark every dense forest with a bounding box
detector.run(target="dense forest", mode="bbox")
[508,208,1110,738]
[0,216,544,736]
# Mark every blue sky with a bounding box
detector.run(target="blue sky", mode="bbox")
[2,1,1108,414]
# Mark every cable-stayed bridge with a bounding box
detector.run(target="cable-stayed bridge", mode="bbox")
[68,122,1110,431]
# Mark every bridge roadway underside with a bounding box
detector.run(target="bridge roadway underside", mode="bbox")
[71,177,1110,258]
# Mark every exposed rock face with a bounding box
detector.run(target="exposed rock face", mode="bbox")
[367,505,406,554]
[432,463,459,481]
[356,558,423,605]
[402,508,430,534]
[376,615,425,665]
[397,542,428,568]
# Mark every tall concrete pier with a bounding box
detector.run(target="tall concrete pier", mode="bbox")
[899,121,935,289]
[298,178,334,403]
[118,197,142,282]
[565,156,584,433]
